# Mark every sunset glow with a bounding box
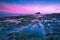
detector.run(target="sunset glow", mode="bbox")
[0,0,60,14]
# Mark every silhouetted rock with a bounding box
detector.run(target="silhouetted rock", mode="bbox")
[35,12,41,15]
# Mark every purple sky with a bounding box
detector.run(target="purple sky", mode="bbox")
[0,0,60,14]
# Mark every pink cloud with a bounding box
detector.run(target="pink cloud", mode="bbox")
[0,2,35,14]
[24,5,60,14]
[0,2,60,14]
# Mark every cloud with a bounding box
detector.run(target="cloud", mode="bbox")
[0,2,35,14]
[0,2,60,14]
[24,5,60,14]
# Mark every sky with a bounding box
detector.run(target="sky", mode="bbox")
[0,0,60,14]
